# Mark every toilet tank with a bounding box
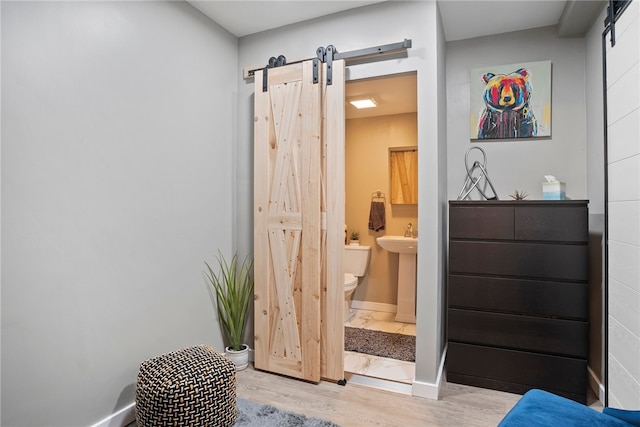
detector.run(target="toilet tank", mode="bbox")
[344,245,371,277]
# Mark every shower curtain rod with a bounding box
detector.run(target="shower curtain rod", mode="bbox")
[242,39,412,80]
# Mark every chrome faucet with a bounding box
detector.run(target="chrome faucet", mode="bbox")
[404,223,413,238]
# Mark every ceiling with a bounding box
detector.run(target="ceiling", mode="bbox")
[439,0,567,41]
[187,1,386,38]
[345,73,417,119]
[186,1,603,41]
[187,0,605,119]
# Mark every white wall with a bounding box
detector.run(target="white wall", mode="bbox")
[236,1,447,391]
[1,2,237,425]
[446,26,588,201]
[605,0,640,409]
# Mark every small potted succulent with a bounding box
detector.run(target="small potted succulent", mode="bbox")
[349,231,360,246]
[509,190,529,200]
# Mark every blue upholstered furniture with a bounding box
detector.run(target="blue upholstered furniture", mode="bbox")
[499,389,640,427]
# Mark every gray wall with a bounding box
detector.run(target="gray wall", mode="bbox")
[446,21,607,391]
[1,2,237,425]
[0,2,616,424]
[585,5,607,390]
[446,26,588,201]
[236,1,448,387]
[586,7,607,217]
[436,0,449,359]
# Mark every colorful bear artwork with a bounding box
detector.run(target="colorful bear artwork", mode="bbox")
[477,69,537,139]
[470,60,551,141]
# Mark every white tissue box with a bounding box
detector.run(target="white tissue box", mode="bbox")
[543,181,566,200]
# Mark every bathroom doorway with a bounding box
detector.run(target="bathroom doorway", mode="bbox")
[344,72,418,392]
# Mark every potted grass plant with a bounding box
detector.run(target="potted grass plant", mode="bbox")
[204,251,254,370]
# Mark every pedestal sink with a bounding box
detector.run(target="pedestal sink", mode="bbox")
[376,236,417,323]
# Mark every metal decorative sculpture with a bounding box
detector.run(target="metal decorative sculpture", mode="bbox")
[457,147,499,201]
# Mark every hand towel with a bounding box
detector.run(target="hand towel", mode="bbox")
[368,201,386,232]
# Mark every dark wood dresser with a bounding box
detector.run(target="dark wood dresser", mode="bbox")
[447,200,589,403]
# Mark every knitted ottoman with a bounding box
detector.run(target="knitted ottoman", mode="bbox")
[135,345,237,427]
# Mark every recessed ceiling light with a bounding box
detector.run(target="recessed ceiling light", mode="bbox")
[349,98,377,109]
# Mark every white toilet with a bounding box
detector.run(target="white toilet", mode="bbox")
[344,245,371,321]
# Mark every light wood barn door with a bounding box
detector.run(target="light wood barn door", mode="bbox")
[253,61,322,381]
[253,60,345,383]
[320,60,345,382]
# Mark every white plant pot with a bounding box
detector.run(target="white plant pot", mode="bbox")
[349,240,360,246]
[225,344,249,371]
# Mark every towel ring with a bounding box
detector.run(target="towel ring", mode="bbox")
[371,191,386,201]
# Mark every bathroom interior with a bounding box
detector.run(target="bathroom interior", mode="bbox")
[343,72,418,393]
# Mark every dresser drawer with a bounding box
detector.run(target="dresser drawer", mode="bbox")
[449,206,514,240]
[449,241,588,281]
[515,206,588,242]
[448,275,589,319]
[447,200,589,402]
[448,309,589,358]
[447,342,587,403]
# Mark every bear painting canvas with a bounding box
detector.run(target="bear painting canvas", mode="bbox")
[470,60,551,140]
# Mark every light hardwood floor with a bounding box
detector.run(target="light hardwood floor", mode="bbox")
[237,365,521,427]
[128,364,602,426]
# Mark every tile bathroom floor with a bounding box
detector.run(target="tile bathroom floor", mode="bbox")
[344,309,416,394]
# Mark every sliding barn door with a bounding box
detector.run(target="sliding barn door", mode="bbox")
[321,60,345,382]
[254,61,322,381]
[253,60,345,382]
[604,1,640,409]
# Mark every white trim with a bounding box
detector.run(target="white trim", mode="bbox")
[588,365,605,405]
[411,345,447,400]
[351,300,397,313]
[346,373,413,395]
[89,402,135,427]
[394,313,416,323]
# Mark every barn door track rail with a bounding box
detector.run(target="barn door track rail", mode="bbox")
[244,39,412,92]
[603,0,632,47]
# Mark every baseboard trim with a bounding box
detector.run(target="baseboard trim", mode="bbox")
[587,365,605,404]
[351,300,397,313]
[345,373,413,395]
[411,345,447,400]
[90,402,135,427]
[394,313,416,323]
